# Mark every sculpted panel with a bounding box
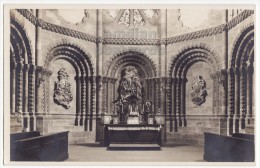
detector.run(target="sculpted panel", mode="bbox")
[190,75,207,106]
[53,68,73,109]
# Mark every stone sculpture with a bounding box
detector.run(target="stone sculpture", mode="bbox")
[114,66,144,123]
[53,68,73,109]
[190,75,207,106]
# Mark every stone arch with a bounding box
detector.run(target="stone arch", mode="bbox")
[227,23,254,134]
[103,50,157,115]
[10,16,35,133]
[169,43,220,77]
[167,43,221,132]
[44,42,95,131]
[230,23,254,68]
[44,42,94,76]
[107,50,157,78]
[10,16,33,64]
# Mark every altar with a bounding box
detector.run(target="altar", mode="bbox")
[103,124,165,149]
[100,66,165,149]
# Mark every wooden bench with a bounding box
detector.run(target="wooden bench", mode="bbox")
[204,132,254,162]
[11,131,69,161]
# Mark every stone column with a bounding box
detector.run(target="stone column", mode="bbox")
[35,67,44,114]
[227,68,235,135]
[28,65,36,131]
[74,76,81,126]
[160,78,166,115]
[246,66,253,123]
[234,67,240,133]
[89,76,96,131]
[176,78,182,127]
[44,69,52,115]
[23,64,29,112]
[102,77,108,113]
[11,62,17,114]
[82,76,87,128]
[180,77,187,127]
[171,78,177,132]
[16,63,24,113]
[35,66,43,133]
[240,67,246,131]
[165,77,172,132]
[210,73,218,116]
[96,9,103,118]
[96,76,103,117]
[35,9,42,66]
[222,9,228,69]
[155,78,160,113]
[112,78,117,113]
[106,78,111,114]
[160,9,167,77]
[151,78,155,114]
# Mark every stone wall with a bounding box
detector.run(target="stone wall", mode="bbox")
[186,62,213,115]
[8,8,255,146]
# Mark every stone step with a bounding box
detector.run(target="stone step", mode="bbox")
[107,143,161,150]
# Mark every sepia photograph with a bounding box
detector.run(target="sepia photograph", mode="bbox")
[1,2,258,166]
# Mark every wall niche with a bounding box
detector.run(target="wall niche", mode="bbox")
[49,59,77,114]
[186,62,213,115]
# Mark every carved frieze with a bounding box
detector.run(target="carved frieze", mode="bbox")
[190,75,207,106]
[53,68,73,109]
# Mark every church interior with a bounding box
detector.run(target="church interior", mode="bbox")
[7,8,255,162]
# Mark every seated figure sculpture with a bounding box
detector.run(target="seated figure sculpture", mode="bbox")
[114,66,144,124]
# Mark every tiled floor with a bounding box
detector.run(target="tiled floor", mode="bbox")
[66,143,205,162]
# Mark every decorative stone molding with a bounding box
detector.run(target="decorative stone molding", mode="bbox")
[44,42,94,77]
[103,38,159,45]
[168,42,221,77]
[107,50,157,78]
[10,14,34,64]
[16,9,97,43]
[230,23,254,68]
[16,9,254,45]
[226,10,254,30]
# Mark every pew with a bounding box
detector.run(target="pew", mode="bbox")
[204,132,254,162]
[11,131,69,161]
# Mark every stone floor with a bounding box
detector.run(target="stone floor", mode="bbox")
[66,143,206,162]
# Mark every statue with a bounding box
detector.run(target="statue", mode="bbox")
[53,68,73,109]
[114,66,144,124]
[190,75,207,106]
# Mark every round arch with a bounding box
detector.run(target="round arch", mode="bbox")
[169,43,220,77]
[230,23,254,68]
[10,17,33,64]
[107,50,157,78]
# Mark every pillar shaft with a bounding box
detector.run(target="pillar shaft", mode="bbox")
[11,63,17,113]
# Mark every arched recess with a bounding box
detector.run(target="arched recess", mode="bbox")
[103,50,157,115]
[44,43,94,131]
[228,23,254,134]
[168,43,220,132]
[10,17,35,132]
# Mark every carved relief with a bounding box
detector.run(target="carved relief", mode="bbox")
[53,68,73,109]
[190,75,207,106]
